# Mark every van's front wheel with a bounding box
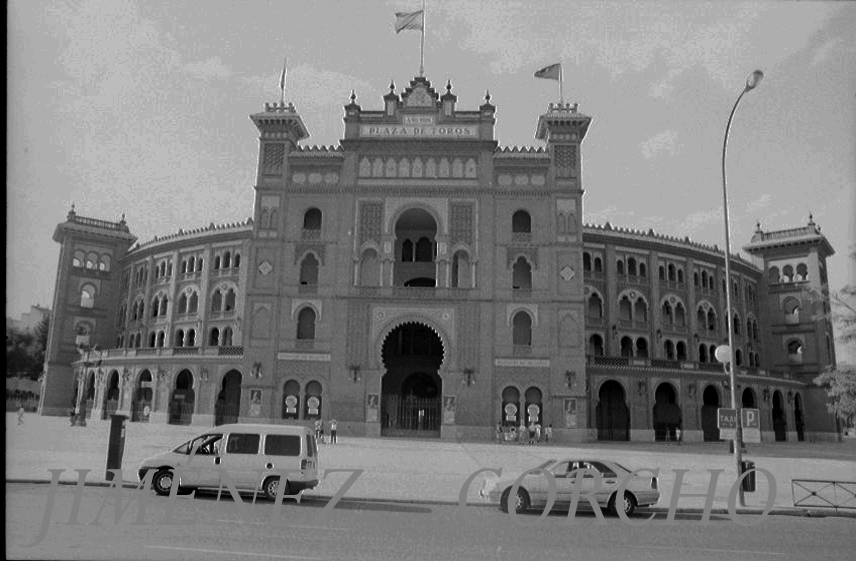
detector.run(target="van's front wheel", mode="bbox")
[263,477,290,501]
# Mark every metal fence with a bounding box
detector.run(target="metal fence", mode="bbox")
[381,395,440,433]
[792,479,856,511]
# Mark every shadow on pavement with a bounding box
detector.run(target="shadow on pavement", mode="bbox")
[517,507,733,523]
[189,490,434,515]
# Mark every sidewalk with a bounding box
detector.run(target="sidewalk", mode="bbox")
[6,413,856,516]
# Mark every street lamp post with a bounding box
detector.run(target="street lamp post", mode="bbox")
[720,69,763,508]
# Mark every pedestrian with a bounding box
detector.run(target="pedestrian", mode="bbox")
[495,422,502,443]
[17,403,25,425]
[330,419,338,444]
[676,426,682,445]
[535,423,542,443]
[545,424,553,444]
[518,422,527,444]
[528,422,536,445]
[315,419,323,442]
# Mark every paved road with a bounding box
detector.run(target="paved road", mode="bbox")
[6,483,855,561]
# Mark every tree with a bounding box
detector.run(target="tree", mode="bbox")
[5,315,49,380]
[813,284,856,427]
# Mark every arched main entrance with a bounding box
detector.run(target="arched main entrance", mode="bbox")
[701,384,721,441]
[83,372,95,421]
[772,390,787,442]
[132,370,153,422]
[596,380,629,441]
[794,393,805,442]
[653,383,682,441]
[168,370,195,425]
[381,322,444,437]
[215,370,241,426]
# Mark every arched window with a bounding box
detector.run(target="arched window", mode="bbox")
[223,252,231,269]
[86,252,97,269]
[149,332,157,348]
[593,257,603,273]
[181,260,188,274]
[99,255,111,271]
[782,265,794,283]
[796,263,808,281]
[787,340,803,363]
[415,237,433,262]
[583,253,592,272]
[636,337,649,358]
[73,251,84,267]
[159,296,168,317]
[589,334,604,356]
[512,257,532,291]
[664,340,675,360]
[175,329,185,347]
[668,264,676,281]
[359,248,380,287]
[234,254,241,268]
[303,208,322,231]
[634,298,648,322]
[707,309,717,331]
[698,345,708,363]
[186,329,196,347]
[619,296,632,321]
[512,311,532,346]
[697,307,706,327]
[616,260,625,276]
[214,255,221,270]
[768,266,780,283]
[178,293,188,314]
[211,290,223,312]
[224,289,236,311]
[299,254,319,285]
[677,269,684,284]
[587,293,603,318]
[784,298,800,324]
[620,336,633,357]
[735,348,743,366]
[297,307,316,340]
[659,265,666,280]
[676,341,687,361]
[512,210,531,234]
[222,327,233,346]
[451,250,470,289]
[627,257,637,276]
[188,256,196,272]
[733,313,741,335]
[282,380,301,419]
[188,293,199,314]
[639,262,647,277]
[209,328,220,346]
[151,297,160,318]
[675,303,686,326]
[401,239,414,262]
[662,302,674,324]
[694,272,700,287]
[196,257,203,272]
[702,271,709,287]
[80,285,95,308]
[157,331,165,347]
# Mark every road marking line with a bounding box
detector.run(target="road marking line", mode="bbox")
[145,545,319,559]
[630,545,783,556]
[215,519,348,531]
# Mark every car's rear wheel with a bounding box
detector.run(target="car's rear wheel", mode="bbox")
[500,487,530,514]
[152,469,174,496]
[263,477,290,501]
[609,491,636,516]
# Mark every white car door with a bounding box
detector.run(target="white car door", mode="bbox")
[181,433,223,489]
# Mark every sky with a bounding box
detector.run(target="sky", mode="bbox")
[7,1,856,329]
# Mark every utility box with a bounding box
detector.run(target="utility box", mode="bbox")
[106,414,128,481]
[741,460,756,492]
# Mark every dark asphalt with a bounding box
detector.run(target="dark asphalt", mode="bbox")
[6,483,855,560]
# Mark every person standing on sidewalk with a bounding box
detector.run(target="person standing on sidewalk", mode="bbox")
[330,419,338,444]
[314,419,322,442]
[545,424,553,444]
[17,403,25,425]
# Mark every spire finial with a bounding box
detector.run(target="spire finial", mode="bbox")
[446,79,452,93]
[808,212,814,225]
[484,89,491,102]
[389,80,395,92]
[755,220,761,232]
[350,89,357,102]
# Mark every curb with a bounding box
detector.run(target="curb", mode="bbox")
[8,478,856,518]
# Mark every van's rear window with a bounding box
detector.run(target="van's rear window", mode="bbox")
[226,433,260,455]
[265,435,301,456]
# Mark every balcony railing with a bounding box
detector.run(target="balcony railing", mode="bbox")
[172,347,199,355]
[217,346,244,356]
[511,232,532,244]
[301,229,321,240]
[512,345,532,356]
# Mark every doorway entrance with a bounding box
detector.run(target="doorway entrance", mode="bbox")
[215,370,241,426]
[596,380,629,441]
[380,322,444,438]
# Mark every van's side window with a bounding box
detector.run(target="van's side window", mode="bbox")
[265,434,301,456]
[185,434,222,455]
[226,433,260,455]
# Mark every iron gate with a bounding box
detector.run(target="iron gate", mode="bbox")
[381,395,440,434]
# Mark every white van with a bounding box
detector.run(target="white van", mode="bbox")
[137,423,319,501]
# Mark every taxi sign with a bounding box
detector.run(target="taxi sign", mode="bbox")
[717,408,738,429]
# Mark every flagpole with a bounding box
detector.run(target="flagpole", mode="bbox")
[419,0,426,76]
[280,57,287,105]
[559,62,564,104]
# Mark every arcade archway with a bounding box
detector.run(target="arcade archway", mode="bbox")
[380,322,444,437]
[772,390,787,442]
[215,370,241,426]
[168,370,195,425]
[653,382,682,441]
[132,370,153,422]
[701,385,721,441]
[596,380,629,441]
[101,370,120,420]
[794,393,805,442]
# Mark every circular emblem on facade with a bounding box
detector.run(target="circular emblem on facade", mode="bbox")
[308,173,323,184]
[527,404,540,421]
[375,310,386,320]
[292,173,306,184]
[143,405,151,417]
[258,261,273,276]
[560,266,575,281]
[442,312,450,321]
[504,403,518,421]
[669,296,676,304]
[514,174,529,186]
[531,175,546,186]
[307,396,320,414]
[285,395,297,407]
[324,172,338,184]
[629,291,637,299]
[498,174,512,186]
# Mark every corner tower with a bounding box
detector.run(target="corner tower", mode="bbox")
[41,207,136,416]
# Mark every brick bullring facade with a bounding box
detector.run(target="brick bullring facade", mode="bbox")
[40,76,841,443]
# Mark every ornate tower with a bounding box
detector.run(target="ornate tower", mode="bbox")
[41,207,136,416]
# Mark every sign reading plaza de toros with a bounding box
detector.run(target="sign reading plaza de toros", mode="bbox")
[359,116,478,139]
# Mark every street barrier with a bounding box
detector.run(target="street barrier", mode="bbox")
[792,479,856,511]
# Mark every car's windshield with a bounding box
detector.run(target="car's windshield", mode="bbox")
[534,459,557,471]
[611,462,632,474]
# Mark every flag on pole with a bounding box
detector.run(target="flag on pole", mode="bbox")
[534,63,561,81]
[279,58,288,93]
[394,9,424,33]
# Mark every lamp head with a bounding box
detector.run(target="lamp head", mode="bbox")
[745,70,764,91]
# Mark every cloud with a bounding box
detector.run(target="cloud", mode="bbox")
[640,129,678,159]
[183,57,231,80]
